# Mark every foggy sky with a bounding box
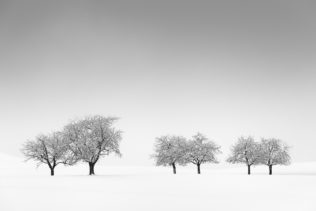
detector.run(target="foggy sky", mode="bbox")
[1,0,316,165]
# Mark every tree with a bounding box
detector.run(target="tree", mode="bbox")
[259,138,290,175]
[226,136,261,175]
[22,132,76,176]
[152,135,187,174]
[185,133,221,174]
[63,115,122,175]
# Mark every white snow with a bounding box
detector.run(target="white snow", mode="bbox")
[0,153,316,211]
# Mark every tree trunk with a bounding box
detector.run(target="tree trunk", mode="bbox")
[89,162,95,175]
[197,163,201,174]
[172,163,176,174]
[269,165,273,175]
[247,165,251,175]
[50,167,54,176]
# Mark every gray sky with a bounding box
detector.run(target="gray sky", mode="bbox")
[1,0,316,165]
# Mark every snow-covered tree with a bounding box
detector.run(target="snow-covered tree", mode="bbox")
[152,135,187,174]
[63,115,122,175]
[22,132,76,176]
[226,136,261,175]
[185,133,221,174]
[259,138,290,175]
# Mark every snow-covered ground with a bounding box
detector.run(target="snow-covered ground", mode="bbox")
[0,153,316,211]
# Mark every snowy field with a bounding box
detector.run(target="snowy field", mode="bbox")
[1,153,316,211]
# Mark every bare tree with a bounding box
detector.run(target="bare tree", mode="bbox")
[63,115,122,175]
[226,136,261,175]
[22,132,76,176]
[259,138,290,175]
[152,135,187,174]
[185,133,221,174]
